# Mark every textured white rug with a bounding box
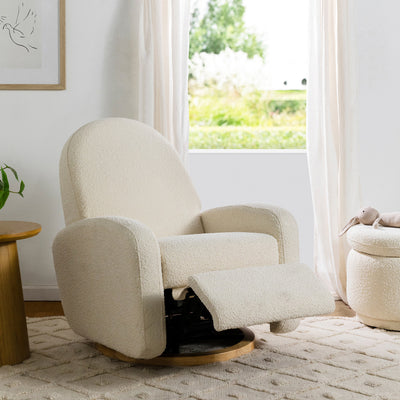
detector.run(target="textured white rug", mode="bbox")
[0,316,399,400]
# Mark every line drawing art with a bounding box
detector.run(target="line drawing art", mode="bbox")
[2,1,38,52]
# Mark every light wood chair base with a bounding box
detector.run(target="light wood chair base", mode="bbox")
[95,328,255,367]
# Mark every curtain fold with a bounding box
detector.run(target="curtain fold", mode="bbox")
[133,0,190,161]
[307,0,361,302]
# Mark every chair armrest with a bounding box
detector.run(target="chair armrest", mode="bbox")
[52,216,165,359]
[201,204,299,264]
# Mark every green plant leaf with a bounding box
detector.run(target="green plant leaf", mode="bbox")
[0,189,9,209]
[0,180,3,191]
[1,167,9,191]
[18,180,25,197]
[4,164,19,181]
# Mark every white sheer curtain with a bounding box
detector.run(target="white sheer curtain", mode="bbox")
[307,0,360,302]
[132,0,191,160]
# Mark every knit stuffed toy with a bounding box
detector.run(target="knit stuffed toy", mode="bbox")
[339,206,400,236]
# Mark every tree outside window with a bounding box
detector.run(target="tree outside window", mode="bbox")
[189,0,307,150]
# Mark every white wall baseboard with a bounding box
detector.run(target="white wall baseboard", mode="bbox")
[23,286,60,301]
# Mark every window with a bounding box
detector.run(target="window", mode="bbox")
[188,0,308,149]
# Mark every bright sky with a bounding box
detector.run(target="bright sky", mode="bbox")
[191,0,309,90]
[243,0,309,89]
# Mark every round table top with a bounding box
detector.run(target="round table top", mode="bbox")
[0,221,41,243]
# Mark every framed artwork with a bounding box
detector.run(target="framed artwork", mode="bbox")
[0,0,65,90]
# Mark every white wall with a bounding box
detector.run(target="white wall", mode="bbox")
[2,0,397,300]
[355,0,400,210]
[1,0,141,299]
[188,150,313,266]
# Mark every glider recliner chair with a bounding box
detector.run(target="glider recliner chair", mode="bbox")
[53,118,334,365]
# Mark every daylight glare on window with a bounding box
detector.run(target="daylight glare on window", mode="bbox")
[188,0,309,149]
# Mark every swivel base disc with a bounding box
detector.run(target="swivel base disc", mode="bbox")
[95,328,255,367]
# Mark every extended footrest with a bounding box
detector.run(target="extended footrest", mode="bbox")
[188,263,335,332]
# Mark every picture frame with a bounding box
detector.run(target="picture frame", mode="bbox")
[0,0,65,90]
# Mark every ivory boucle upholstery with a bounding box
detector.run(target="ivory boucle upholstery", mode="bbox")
[160,232,279,288]
[53,118,329,360]
[347,225,400,330]
[189,264,335,331]
[59,118,203,236]
[347,225,400,257]
[201,204,299,264]
[53,216,166,359]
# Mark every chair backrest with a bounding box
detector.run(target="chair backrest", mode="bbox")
[59,118,204,237]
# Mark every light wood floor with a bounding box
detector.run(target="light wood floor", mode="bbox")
[25,301,64,317]
[25,301,355,318]
[330,300,355,317]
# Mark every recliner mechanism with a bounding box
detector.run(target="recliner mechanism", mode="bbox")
[163,288,243,354]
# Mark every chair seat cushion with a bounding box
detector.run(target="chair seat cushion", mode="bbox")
[347,225,400,257]
[159,232,278,288]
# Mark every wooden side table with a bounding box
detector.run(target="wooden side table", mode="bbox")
[0,221,41,366]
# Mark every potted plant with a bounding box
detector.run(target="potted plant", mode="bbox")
[0,164,25,210]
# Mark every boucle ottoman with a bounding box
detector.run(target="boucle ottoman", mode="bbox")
[347,225,400,330]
